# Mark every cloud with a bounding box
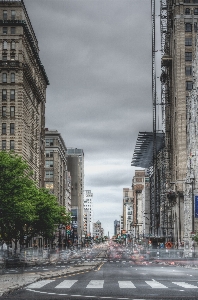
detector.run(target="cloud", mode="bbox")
[24,0,152,236]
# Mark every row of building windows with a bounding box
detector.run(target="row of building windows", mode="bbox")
[45,138,54,146]
[45,160,53,168]
[2,73,15,83]
[2,89,15,101]
[2,106,15,117]
[2,41,16,50]
[2,140,14,150]
[2,54,16,61]
[185,8,198,14]
[3,10,16,20]
[3,27,16,35]
[45,170,53,178]
[45,150,53,157]
[2,123,15,134]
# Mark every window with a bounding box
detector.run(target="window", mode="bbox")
[3,27,7,34]
[10,140,14,150]
[3,11,7,20]
[10,123,14,134]
[45,150,53,157]
[2,140,6,150]
[11,73,15,83]
[195,23,197,32]
[2,55,7,61]
[10,89,15,100]
[184,0,190,2]
[185,37,192,46]
[45,160,54,168]
[10,55,15,61]
[11,10,16,20]
[11,41,15,50]
[186,81,193,90]
[45,170,53,178]
[2,123,6,134]
[10,106,15,117]
[185,8,191,15]
[185,52,192,61]
[3,41,7,50]
[45,139,54,146]
[2,90,7,101]
[2,73,7,83]
[45,182,54,190]
[186,66,192,76]
[11,27,16,35]
[2,106,6,117]
[193,0,198,3]
[195,8,198,14]
[185,23,192,32]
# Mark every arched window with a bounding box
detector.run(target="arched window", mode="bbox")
[3,41,7,50]
[185,8,190,14]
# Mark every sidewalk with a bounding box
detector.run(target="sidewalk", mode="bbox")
[0,261,101,297]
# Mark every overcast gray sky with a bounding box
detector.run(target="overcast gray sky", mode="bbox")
[24,0,152,237]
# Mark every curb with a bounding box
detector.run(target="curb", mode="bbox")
[0,262,102,297]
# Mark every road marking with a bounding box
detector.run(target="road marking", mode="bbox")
[118,281,136,288]
[55,280,78,288]
[86,280,104,288]
[172,282,198,288]
[26,280,54,289]
[145,279,168,289]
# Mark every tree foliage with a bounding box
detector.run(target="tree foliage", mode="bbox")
[0,151,71,247]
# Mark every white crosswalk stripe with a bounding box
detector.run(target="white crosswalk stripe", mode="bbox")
[118,281,136,288]
[55,280,78,288]
[145,279,168,289]
[25,279,198,290]
[86,280,104,288]
[172,282,198,289]
[26,280,54,289]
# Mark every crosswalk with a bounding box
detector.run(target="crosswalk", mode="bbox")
[26,279,198,290]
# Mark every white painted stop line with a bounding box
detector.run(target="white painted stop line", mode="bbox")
[55,280,78,288]
[86,280,104,288]
[145,279,168,288]
[118,281,136,288]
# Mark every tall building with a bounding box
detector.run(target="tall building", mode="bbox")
[0,0,49,186]
[67,148,84,246]
[161,0,198,250]
[122,188,133,232]
[44,129,67,207]
[131,170,150,241]
[83,190,93,236]
[93,220,104,239]
[114,220,120,236]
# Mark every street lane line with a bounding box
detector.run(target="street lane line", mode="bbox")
[118,281,136,288]
[55,280,78,288]
[172,282,198,288]
[86,280,104,288]
[26,280,54,289]
[145,279,168,289]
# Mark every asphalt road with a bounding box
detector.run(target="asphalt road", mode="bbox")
[3,244,198,300]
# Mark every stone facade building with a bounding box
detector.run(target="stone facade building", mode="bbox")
[44,129,67,207]
[67,148,84,245]
[163,0,198,248]
[0,0,49,187]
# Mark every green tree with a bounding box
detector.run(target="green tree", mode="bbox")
[0,151,71,250]
[0,151,36,249]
